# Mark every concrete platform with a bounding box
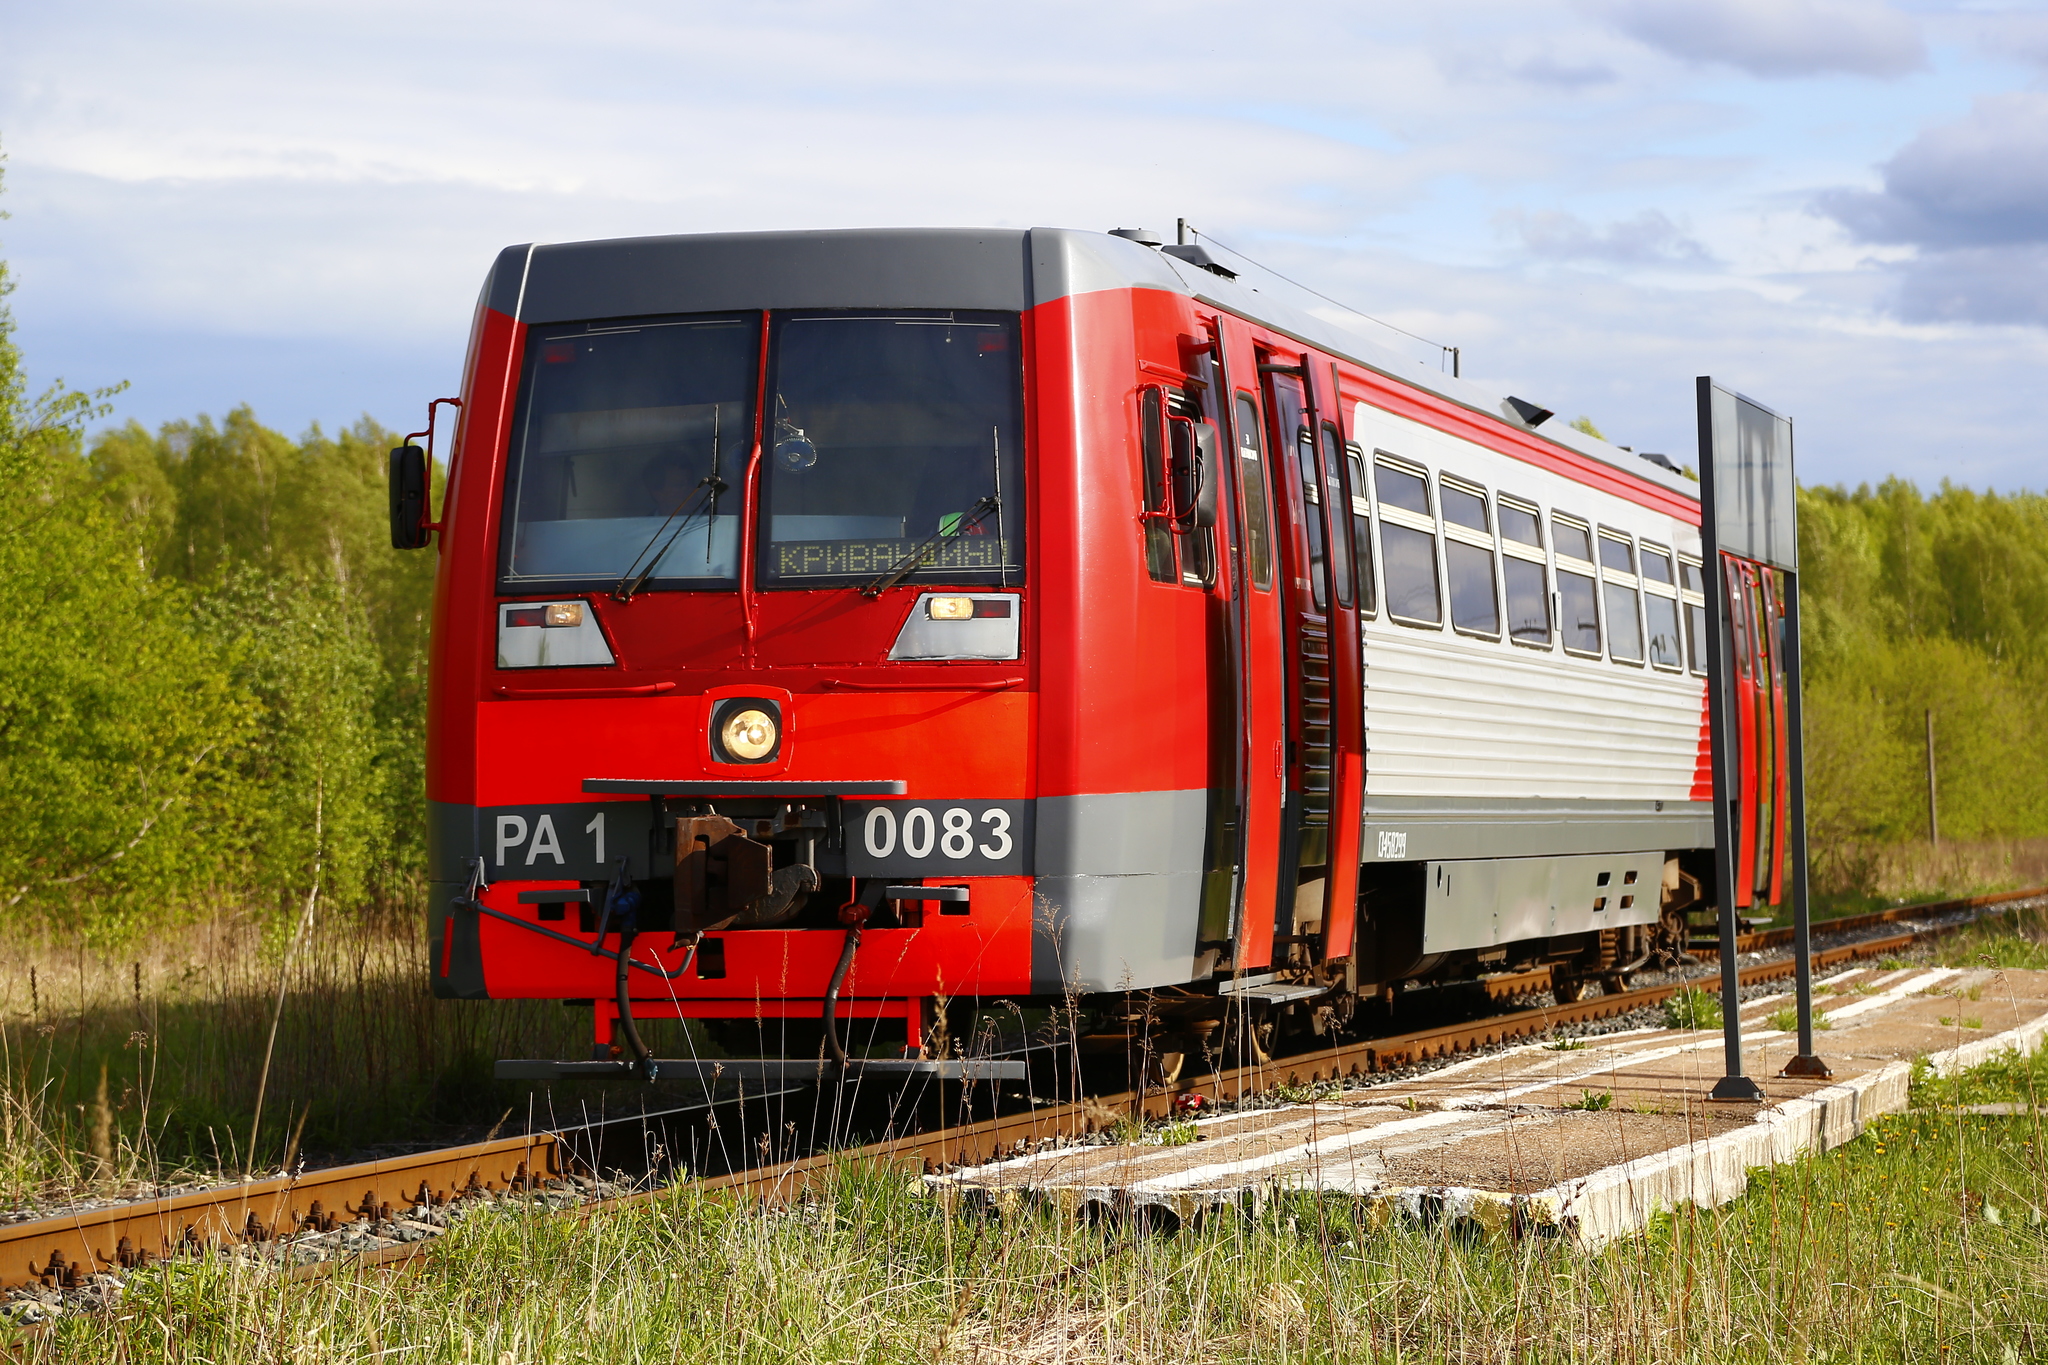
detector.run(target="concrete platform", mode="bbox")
[932,966,2048,1247]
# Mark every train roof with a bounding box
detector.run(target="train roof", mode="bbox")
[483,227,1700,507]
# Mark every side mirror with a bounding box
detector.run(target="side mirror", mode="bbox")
[1170,419,1219,531]
[389,445,432,549]
[1171,421,1212,532]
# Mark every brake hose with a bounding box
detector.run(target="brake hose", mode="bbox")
[823,893,870,1070]
[614,922,659,1083]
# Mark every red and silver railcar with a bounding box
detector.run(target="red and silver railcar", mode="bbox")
[396,227,1790,1068]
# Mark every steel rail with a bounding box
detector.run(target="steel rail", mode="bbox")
[8,884,2038,1290]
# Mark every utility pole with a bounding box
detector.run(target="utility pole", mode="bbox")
[1925,709,1939,847]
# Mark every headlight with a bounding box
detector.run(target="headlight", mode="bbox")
[719,708,778,762]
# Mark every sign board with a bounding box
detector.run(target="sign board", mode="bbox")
[1702,383,1797,571]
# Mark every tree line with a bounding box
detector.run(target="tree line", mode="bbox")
[0,247,2040,935]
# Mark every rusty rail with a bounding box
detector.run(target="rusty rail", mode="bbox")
[9,884,2037,1288]
[1,1131,564,1291]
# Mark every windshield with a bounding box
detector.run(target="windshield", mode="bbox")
[499,314,757,590]
[758,310,1023,589]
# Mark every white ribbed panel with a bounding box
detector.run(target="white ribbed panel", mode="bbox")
[1362,631,1701,800]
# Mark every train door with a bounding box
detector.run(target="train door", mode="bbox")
[1313,363,1366,964]
[1257,359,1333,963]
[1214,320,1288,971]
[1724,556,1761,908]
[1758,568,1789,906]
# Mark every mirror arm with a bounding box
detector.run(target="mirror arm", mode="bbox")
[394,397,463,544]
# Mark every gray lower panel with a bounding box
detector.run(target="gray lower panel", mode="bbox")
[1362,799,1711,863]
[1030,789,1208,994]
[1032,871,1204,994]
[1422,852,1665,954]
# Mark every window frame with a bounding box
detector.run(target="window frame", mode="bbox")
[1679,553,1709,677]
[1498,493,1552,651]
[1597,527,1646,668]
[1136,385,1177,585]
[1373,451,1444,631]
[1345,441,1377,619]
[1439,472,1501,641]
[1639,538,1684,673]
[1552,512,1603,659]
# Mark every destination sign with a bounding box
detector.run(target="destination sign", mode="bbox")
[774,537,1016,578]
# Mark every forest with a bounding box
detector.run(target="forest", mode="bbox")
[0,255,2043,943]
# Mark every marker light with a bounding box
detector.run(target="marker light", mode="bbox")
[544,602,585,628]
[927,596,975,620]
[720,708,779,762]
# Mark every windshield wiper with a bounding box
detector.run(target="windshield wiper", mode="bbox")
[611,475,727,602]
[859,494,1001,598]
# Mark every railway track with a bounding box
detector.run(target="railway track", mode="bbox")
[6,884,2040,1299]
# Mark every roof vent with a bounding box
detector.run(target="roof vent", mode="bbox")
[1505,397,1553,428]
[1109,227,1163,247]
[1638,452,1680,473]
[1161,243,1238,280]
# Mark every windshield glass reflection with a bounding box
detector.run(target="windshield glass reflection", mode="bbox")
[758,311,1024,589]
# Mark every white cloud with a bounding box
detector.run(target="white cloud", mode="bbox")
[0,0,2039,490]
[1590,0,1926,78]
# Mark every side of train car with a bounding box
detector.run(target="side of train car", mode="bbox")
[409,226,1791,1058]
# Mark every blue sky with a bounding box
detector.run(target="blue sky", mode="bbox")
[1,0,2044,491]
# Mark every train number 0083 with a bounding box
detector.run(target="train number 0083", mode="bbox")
[841,799,1032,877]
[862,805,1012,861]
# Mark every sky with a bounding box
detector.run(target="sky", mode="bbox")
[1,0,2044,492]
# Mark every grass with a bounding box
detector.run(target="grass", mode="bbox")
[13,1043,2048,1363]
[1662,987,1723,1031]
[0,908,678,1207]
[1935,902,2048,973]
[1766,1004,1831,1033]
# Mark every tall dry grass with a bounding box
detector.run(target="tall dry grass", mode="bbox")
[19,1089,2048,1363]
[1810,835,2048,910]
[0,908,620,1207]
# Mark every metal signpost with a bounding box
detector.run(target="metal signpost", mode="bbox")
[1696,379,1828,1102]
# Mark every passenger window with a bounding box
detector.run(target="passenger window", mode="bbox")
[1499,501,1542,548]
[1600,532,1643,664]
[1446,541,1499,636]
[1375,457,1440,627]
[1233,393,1273,590]
[1679,555,1707,675]
[1320,425,1353,608]
[1559,569,1601,655]
[1552,518,1593,564]
[1646,594,1683,670]
[1598,533,1635,575]
[1605,583,1643,663]
[1375,463,1431,516]
[1346,446,1376,615]
[1504,557,1550,646]
[1441,477,1498,639]
[1641,546,1673,585]
[1499,497,1549,648]
[1137,389,1176,584]
[1442,484,1489,533]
